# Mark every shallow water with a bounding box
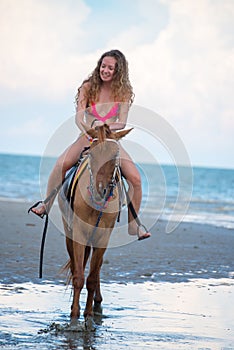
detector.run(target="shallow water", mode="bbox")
[0,279,233,349]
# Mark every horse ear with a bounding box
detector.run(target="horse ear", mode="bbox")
[86,128,97,139]
[114,128,133,140]
[80,122,97,139]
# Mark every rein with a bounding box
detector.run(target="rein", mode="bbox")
[86,138,120,241]
[28,146,90,279]
[87,138,120,211]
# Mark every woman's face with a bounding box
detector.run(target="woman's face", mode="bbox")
[99,56,117,83]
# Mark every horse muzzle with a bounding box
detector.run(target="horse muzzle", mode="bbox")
[97,182,107,200]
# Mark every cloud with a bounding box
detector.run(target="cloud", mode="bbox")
[122,0,234,167]
[0,0,233,167]
[0,0,91,99]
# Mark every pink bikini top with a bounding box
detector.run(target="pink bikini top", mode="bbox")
[91,102,119,122]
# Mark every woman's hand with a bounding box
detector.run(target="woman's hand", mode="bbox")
[92,120,104,128]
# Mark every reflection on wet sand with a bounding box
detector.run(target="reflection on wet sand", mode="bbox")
[0,280,233,349]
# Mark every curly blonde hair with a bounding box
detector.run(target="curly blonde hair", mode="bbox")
[75,49,134,107]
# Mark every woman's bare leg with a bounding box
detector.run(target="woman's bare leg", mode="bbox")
[32,135,89,216]
[120,146,151,239]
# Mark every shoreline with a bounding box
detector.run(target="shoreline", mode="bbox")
[1,196,234,230]
[0,199,233,285]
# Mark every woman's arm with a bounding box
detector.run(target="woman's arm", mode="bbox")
[75,83,90,132]
[108,102,130,131]
[90,102,130,130]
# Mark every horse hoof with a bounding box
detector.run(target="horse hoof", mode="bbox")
[93,301,102,315]
[69,318,79,329]
[70,307,80,320]
[85,316,96,331]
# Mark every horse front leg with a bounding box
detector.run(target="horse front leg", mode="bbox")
[70,240,85,320]
[93,259,103,314]
[84,247,106,319]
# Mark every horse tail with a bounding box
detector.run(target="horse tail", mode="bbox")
[60,259,72,285]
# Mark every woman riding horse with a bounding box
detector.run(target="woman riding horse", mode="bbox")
[31,49,151,240]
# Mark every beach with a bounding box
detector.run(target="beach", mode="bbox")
[1,200,234,284]
[0,199,234,349]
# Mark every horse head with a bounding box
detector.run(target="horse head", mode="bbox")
[85,124,132,202]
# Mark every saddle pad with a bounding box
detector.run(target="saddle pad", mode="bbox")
[60,156,88,204]
[70,157,88,199]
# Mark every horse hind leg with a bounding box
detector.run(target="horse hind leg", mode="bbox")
[70,241,85,320]
[84,246,91,268]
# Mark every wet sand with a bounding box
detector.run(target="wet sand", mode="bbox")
[0,200,234,349]
[1,200,233,284]
[1,280,234,349]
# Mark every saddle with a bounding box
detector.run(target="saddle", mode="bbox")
[60,157,89,209]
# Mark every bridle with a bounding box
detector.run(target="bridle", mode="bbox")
[87,138,120,211]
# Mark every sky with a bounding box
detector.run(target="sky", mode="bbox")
[0,0,233,169]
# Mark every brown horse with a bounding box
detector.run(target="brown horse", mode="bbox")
[58,124,132,323]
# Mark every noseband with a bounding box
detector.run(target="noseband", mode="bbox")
[87,138,120,210]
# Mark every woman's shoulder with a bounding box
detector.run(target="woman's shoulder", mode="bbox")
[78,81,91,100]
[79,81,91,93]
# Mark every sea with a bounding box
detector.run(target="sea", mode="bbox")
[0,152,234,230]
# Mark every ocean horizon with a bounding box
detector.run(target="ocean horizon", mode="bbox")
[0,152,234,230]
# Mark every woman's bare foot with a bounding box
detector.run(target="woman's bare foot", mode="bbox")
[137,230,151,241]
[31,203,47,218]
[128,222,151,240]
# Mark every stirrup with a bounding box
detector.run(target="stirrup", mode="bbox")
[28,201,48,219]
[28,187,58,219]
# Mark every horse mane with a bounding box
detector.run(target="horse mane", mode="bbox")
[97,124,113,142]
